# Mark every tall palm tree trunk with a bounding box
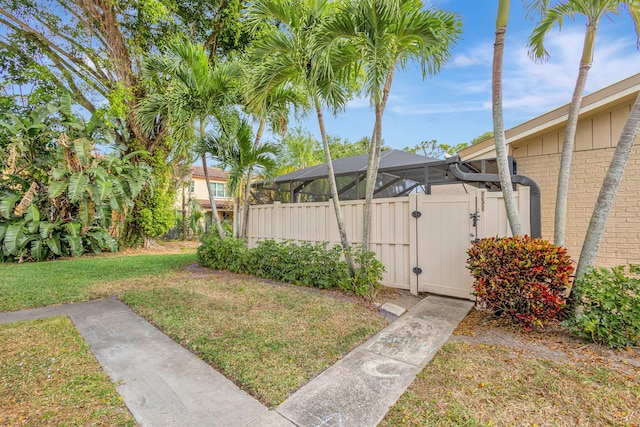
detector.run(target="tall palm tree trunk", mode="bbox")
[241,118,266,238]
[575,92,640,280]
[200,120,226,239]
[363,71,394,251]
[202,155,226,239]
[492,0,522,236]
[181,184,188,239]
[315,95,356,275]
[233,195,240,238]
[554,24,595,246]
[363,104,383,251]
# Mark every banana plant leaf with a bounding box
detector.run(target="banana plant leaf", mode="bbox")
[63,234,83,257]
[39,222,57,239]
[68,172,89,203]
[25,204,40,223]
[48,180,68,199]
[0,195,20,218]
[30,239,48,261]
[46,234,62,255]
[3,223,25,255]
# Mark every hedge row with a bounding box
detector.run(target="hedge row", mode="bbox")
[197,234,384,298]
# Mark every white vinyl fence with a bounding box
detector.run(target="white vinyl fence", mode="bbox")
[245,187,530,300]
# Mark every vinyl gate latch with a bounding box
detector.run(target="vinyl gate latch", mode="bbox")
[412,210,422,218]
[470,212,479,226]
[412,267,422,275]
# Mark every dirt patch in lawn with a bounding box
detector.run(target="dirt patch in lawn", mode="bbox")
[451,308,640,374]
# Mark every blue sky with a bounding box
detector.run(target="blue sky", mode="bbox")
[289,1,640,150]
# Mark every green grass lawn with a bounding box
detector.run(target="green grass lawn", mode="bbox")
[0,252,197,311]
[1,252,388,407]
[121,276,386,406]
[381,341,640,426]
[0,317,135,426]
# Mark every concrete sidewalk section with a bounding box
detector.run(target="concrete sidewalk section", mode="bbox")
[276,296,474,427]
[0,299,294,427]
[0,295,473,427]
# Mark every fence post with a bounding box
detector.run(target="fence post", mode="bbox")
[409,193,419,296]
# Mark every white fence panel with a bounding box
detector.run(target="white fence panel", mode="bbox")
[245,187,531,300]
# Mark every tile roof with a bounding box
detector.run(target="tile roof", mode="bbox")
[191,166,228,180]
[196,198,233,211]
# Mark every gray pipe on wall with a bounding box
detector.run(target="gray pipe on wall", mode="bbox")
[447,161,542,238]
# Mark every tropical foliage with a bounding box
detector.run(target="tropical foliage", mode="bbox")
[247,0,359,270]
[467,236,573,329]
[137,36,242,240]
[566,264,640,348]
[320,0,462,250]
[0,98,152,261]
[202,114,279,237]
[0,0,256,244]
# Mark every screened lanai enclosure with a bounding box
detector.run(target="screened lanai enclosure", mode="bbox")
[252,150,541,237]
[247,150,541,299]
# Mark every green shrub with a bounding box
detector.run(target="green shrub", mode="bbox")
[565,265,640,348]
[197,236,382,298]
[350,249,385,298]
[466,236,573,329]
[246,240,350,289]
[196,232,248,273]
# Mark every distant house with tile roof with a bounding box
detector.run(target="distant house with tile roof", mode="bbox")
[175,166,233,229]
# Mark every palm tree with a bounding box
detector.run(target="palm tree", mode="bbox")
[491,0,524,237]
[248,0,358,273]
[203,115,279,238]
[137,37,242,240]
[241,84,305,237]
[527,0,640,246]
[575,92,640,279]
[320,0,461,249]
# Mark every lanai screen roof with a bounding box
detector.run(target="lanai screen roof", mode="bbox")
[253,149,506,204]
[273,150,442,183]
[251,149,542,238]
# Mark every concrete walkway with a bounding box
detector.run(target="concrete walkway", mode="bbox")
[0,296,473,427]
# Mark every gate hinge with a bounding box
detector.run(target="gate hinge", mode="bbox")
[412,267,422,275]
[411,210,422,219]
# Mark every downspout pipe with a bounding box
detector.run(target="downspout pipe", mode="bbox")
[446,158,541,238]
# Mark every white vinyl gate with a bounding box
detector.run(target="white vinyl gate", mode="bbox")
[245,188,530,300]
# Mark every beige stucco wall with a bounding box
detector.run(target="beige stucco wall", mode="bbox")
[174,176,230,211]
[512,101,640,267]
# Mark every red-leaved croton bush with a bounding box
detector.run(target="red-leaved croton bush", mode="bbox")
[466,236,574,329]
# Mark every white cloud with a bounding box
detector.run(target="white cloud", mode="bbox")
[449,43,493,68]
[387,28,640,121]
[501,29,640,116]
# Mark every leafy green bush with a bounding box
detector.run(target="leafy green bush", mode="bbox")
[350,248,385,298]
[467,236,573,329]
[196,232,248,273]
[197,236,383,297]
[0,97,153,261]
[565,265,639,348]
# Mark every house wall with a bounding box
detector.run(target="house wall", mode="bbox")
[174,176,230,211]
[510,101,640,266]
